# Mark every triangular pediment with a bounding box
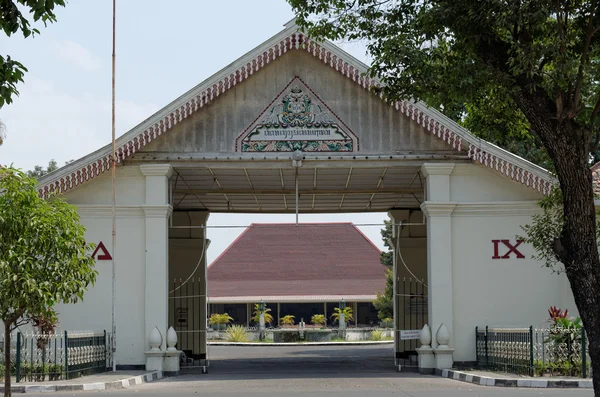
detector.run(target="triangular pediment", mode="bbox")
[37,19,555,197]
[236,77,358,152]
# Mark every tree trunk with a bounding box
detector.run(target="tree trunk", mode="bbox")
[516,92,600,395]
[4,320,11,397]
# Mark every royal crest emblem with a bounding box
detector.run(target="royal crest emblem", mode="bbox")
[236,77,358,152]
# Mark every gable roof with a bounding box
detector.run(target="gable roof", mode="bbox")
[207,222,385,302]
[38,18,555,198]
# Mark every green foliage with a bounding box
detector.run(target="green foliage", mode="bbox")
[520,189,600,273]
[0,166,96,394]
[1,1,66,108]
[280,315,295,326]
[331,307,353,323]
[27,160,58,179]
[311,314,326,326]
[0,165,97,326]
[369,329,385,341]
[252,303,273,325]
[373,268,393,320]
[224,325,249,342]
[461,91,552,169]
[379,219,393,267]
[374,218,394,320]
[208,313,233,325]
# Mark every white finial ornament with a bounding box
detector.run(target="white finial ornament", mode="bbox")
[148,326,163,352]
[167,326,178,352]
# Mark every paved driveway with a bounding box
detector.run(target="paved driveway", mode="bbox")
[27,345,594,396]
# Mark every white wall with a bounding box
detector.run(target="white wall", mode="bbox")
[54,166,148,366]
[448,165,576,362]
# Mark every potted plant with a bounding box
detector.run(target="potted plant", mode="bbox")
[331,307,354,325]
[252,303,273,326]
[280,315,295,327]
[311,314,326,328]
[209,313,233,330]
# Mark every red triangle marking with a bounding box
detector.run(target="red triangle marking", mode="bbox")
[92,241,112,260]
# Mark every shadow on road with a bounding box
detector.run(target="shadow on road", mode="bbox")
[177,345,423,380]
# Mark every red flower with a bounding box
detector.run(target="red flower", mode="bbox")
[548,306,568,324]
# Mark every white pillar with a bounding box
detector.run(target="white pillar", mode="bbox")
[140,164,173,351]
[420,163,455,350]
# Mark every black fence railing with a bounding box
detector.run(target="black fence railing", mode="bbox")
[0,330,111,382]
[476,326,591,378]
[398,278,428,355]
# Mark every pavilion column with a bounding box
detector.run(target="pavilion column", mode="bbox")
[420,163,456,350]
[188,211,210,362]
[140,164,173,351]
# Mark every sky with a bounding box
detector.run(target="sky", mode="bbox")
[0,0,388,263]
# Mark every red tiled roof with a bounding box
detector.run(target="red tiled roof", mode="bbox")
[208,223,386,299]
[592,161,600,196]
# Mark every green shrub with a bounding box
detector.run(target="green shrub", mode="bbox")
[0,363,4,380]
[252,304,274,325]
[48,364,64,381]
[209,313,233,325]
[225,325,249,342]
[370,330,385,341]
[280,315,295,326]
[311,314,326,326]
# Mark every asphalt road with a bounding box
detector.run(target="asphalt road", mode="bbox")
[26,345,595,396]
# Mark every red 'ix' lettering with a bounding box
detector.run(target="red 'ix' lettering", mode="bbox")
[492,240,524,259]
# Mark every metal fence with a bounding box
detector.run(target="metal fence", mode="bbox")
[0,330,111,382]
[476,326,591,378]
[397,278,428,355]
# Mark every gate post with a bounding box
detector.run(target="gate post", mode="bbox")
[188,211,210,369]
[420,163,455,353]
[141,164,173,354]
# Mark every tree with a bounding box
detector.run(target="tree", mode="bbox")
[1,0,65,108]
[27,159,74,179]
[0,166,97,397]
[289,1,600,393]
[374,219,394,320]
[27,159,58,179]
[379,219,393,267]
[373,268,393,321]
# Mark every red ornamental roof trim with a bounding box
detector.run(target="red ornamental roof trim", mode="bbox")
[39,30,553,198]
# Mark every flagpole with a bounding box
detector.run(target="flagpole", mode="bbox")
[111,0,117,373]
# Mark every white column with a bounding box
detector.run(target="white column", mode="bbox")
[420,163,455,349]
[140,164,173,350]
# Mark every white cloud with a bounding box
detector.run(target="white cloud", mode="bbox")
[0,76,158,171]
[50,40,102,72]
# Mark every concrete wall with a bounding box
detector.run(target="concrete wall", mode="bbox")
[448,164,576,362]
[54,166,147,366]
[141,50,451,155]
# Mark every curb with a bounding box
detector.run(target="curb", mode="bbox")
[437,369,593,389]
[209,340,394,346]
[0,370,163,393]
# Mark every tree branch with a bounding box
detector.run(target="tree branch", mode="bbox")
[570,0,597,118]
